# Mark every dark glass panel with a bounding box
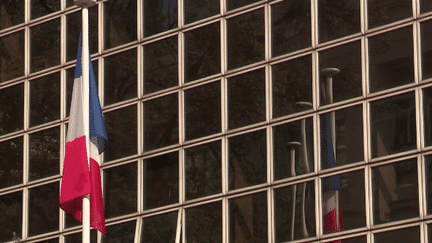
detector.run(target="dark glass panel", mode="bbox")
[0,31,24,82]
[228,69,265,129]
[368,0,412,29]
[30,0,60,19]
[104,48,137,106]
[227,9,264,70]
[423,87,432,147]
[104,0,137,49]
[29,72,60,127]
[229,130,266,190]
[142,211,177,242]
[66,0,74,8]
[369,26,414,93]
[229,192,267,243]
[227,0,261,11]
[374,226,419,243]
[421,0,432,14]
[185,141,221,200]
[104,162,137,218]
[185,202,222,242]
[185,23,220,82]
[30,18,60,73]
[104,105,137,161]
[104,220,136,243]
[185,81,221,140]
[424,155,432,214]
[421,20,432,80]
[0,191,22,242]
[28,183,59,236]
[274,181,315,242]
[273,118,314,181]
[0,136,22,189]
[0,83,23,136]
[371,92,416,158]
[272,55,312,118]
[271,0,311,57]
[143,0,177,37]
[372,159,418,224]
[37,238,58,243]
[144,36,178,94]
[184,0,219,24]
[144,151,178,209]
[29,127,60,181]
[64,231,97,243]
[143,93,178,151]
[0,0,24,30]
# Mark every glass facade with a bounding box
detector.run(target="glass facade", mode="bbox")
[2,0,432,242]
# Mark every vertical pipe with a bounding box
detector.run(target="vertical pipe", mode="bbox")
[287,141,301,240]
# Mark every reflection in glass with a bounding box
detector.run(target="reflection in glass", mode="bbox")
[0,83,23,136]
[104,0,137,49]
[228,69,265,129]
[271,0,310,57]
[324,236,367,243]
[227,9,264,70]
[372,159,418,224]
[0,191,22,243]
[227,0,260,11]
[425,155,432,214]
[29,183,59,236]
[185,81,221,140]
[143,0,177,37]
[274,181,315,242]
[229,129,266,190]
[30,0,59,19]
[185,22,220,82]
[144,152,178,209]
[272,55,312,118]
[142,211,177,242]
[30,18,60,73]
[104,49,137,106]
[29,127,60,181]
[104,220,136,243]
[0,1,24,30]
[64,231,97,243]
[144,93,178,151]
[369,26,413,93]
[374,226,419,243]
[318,0,360,43]
[185,141,221,200]
[421,20,432,80]
[30,72,60,127]
[424,87,432,147]
[371,92,416,158]
[144,36,178,94]
[184,0,219,24]
[0,136,22,189]
[186,202,222,242]
[0,31,24,82]
[104,162,137,218]
[422,0,432,14]
[368,0,412,29]
[319,41,362,104]
[273,118,314,181]
[229,192,267,242]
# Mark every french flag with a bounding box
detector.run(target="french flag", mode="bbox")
[60,37,107,235]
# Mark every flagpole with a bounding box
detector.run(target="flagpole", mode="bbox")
[287,141,301,240]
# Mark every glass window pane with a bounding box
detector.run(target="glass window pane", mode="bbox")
[104,220,136,243]
[64,231,96,243]
[368,0,412,29]
[104,49,137,106]
[227,0,261,11]
[229,129,266,190]
[421,20,432,80]
[30,19,60,73]
[144,151,178,210]
[186,201,222,242]
[36,238,58,243]
[370,92,416,158]
[272,55,312,118]
[185,23,220,82]
[104,162,137,219]
[30,0,60,20]
[143,93,178,151]
[0,136,23,189]
[0,31,24,82]
[185,81,221,140]
[319,41,362,104]
[421,0,432,14]
[229,192,267,242]
[104,0,137,50]
[429,224,432,243]
[143,0,177,37]
[104,105,137,161]
[0,191,22,243]
[372,159,418,224]
[318,0,360,43]
[228,68,265,130]
[0,1,24,30]
[274,181,315,242]
[184,0,219,24]
[29,127,60,181]
[424,155,432,214]
[29,72,60,127]
[424,87,432,147]
[185,141,221,200]
[271,0,311,57]
[142,211,178,242]
[143,36,178,94]
[375,226,419,243]
[323,236,367,243]
[0,83,23,136]
[227,9,264,70]
[273,118,314,181]
[369,26,414,93]
[29,182,59,236]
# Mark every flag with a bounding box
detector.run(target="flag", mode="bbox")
[60,37,107,235]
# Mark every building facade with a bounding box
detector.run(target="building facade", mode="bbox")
[0,0,432,242]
